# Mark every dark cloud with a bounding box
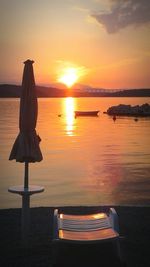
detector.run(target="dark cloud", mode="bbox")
[91,0,150,33]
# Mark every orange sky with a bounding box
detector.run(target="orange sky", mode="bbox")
[0,0,150,89]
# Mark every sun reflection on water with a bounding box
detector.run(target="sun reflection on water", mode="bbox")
[65,97,76,136]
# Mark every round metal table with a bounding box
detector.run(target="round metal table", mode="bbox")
[8,185,45,244]
[8,185,44,195]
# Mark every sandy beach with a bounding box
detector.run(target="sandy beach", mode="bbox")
[0,206,150,267]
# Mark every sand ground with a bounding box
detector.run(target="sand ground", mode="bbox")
[0,206,150,267]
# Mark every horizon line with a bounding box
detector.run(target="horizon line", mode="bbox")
[0,83,150,91]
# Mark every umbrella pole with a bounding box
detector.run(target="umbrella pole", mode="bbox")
[22,192,30,245]
[24,161,29,188]
[22,161,30,245]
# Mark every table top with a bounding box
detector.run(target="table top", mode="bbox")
[8,185,44,195]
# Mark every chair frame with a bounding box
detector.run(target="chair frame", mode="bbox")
[52,208,122,266]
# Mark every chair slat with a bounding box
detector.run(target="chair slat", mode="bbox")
[58,213,111,232]
[59,228,118,241]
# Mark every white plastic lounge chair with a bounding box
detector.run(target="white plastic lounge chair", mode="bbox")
[52,208,124,266]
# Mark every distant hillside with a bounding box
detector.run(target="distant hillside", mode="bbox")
[0,84,21,97]
[0,84,150,98]
[0,84,68,98]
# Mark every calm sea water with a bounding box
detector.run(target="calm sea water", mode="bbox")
[0,97,150,208]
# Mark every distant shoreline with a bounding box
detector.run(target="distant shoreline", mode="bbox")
[0,84,150,98]
[1,95,150,98]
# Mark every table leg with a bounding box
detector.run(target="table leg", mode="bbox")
[22,193,30,245]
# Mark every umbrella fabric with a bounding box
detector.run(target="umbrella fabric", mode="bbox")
[9,60,43,163]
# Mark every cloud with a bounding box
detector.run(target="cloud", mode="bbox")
[72,5,89,13]
[91,0,150,33]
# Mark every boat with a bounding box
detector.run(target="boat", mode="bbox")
[74,110,100,117]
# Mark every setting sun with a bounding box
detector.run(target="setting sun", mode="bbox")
[58,68,78,88]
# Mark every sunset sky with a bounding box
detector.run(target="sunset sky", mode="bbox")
[0,0,150,89]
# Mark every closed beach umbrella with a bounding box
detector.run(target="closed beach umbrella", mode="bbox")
[9,60,43,243]
[9,59,42,187]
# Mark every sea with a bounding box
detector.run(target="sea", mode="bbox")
[0,97,150,209]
